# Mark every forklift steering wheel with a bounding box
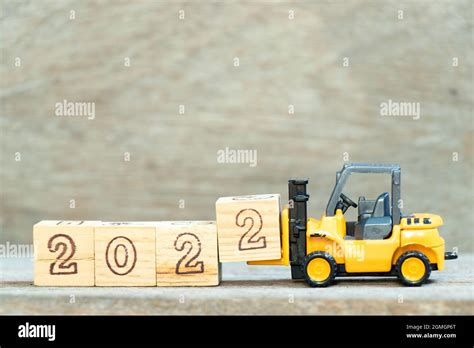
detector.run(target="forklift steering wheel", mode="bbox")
[337,193,358,214]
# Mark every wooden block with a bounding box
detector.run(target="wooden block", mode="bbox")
[155,221,220,286]
[33,220,98,286]
[94,222,156,286]
[216,194,281,262]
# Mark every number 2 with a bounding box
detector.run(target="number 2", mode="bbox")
[48,234,78,275]
[236,208,266,251]
[174,233,204,274]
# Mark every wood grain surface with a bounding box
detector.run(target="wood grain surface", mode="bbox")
[33,220,96,286]
[216,194,281,262]
[155,220,219,286]
[1,1,472,253]
[94,222,157,286]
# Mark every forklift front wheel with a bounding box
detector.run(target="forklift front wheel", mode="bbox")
[302,251,337,287]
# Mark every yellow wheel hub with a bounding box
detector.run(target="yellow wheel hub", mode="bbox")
[401,257,426,282]
[307,258,331,282]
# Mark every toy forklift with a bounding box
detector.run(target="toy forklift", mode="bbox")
[249,163,458,287]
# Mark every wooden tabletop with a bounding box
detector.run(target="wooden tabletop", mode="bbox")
[1,255,472,315]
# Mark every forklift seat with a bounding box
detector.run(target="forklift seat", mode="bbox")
[355,192,392,240]
[372,192,390,217]
[357,196,375,220]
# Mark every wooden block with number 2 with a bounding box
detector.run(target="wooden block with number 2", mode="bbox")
[34,220,98,286]
[215,194,282,262]
[156,221,220,286]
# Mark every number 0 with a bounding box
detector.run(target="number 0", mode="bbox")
[105,236,137,276]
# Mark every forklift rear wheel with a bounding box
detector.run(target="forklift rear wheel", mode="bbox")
[302,251,337,287]
[396,251,431,286]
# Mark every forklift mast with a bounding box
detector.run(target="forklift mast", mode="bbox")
[288,179,309,280]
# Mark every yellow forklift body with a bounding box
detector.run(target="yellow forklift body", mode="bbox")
[343,227,400,272]
[307,209,400,272]
[249,207,446,272]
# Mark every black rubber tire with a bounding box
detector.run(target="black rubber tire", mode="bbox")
[396,251,431,286]
[302,251,337,287]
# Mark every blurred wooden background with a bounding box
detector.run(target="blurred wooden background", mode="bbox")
[1,0,472,251]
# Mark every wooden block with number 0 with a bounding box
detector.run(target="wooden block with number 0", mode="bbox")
[33,220,98,286]
[215,194,281,262]
[94,222,157,286]
[155,221,220,286]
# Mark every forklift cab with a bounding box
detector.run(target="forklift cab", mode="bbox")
[325,164,401,240]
